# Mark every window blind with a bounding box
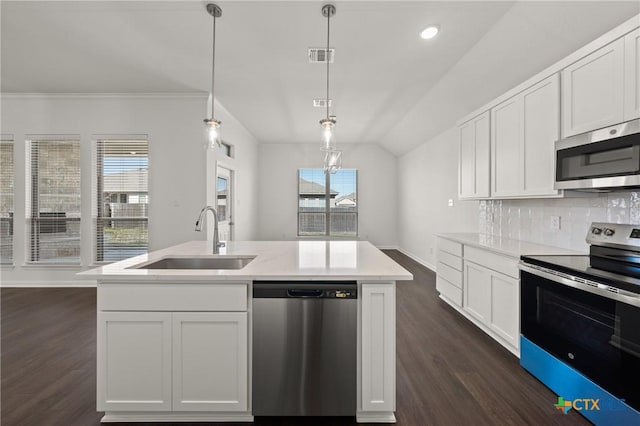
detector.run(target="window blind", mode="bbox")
[0,138,14,264]
[95,138,149,263]
[26,138,81,264]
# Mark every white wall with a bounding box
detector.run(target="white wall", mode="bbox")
[207,100,259,241]
[397,127,480,269]
[257,143,398,247]
[0,94,258,286]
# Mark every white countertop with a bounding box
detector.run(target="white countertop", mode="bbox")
[79,240,414,282]
[437,233,585,258]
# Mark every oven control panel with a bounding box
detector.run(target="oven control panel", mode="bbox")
[587,222,640,248]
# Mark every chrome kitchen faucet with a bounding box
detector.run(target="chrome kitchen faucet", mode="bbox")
[195,206,225,254]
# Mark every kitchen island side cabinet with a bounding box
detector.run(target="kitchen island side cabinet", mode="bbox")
[96,282,251,421]
[458,111,490,199]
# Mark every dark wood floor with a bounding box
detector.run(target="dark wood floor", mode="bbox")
[1,250,589,426]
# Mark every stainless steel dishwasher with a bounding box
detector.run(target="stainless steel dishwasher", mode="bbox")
[252,281,357,416]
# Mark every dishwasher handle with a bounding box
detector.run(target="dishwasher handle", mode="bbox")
[287,289,323,298]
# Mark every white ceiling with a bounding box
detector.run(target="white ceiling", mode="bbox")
[2,1,639,155]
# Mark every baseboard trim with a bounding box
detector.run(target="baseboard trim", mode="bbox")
[0,280,97,288]
[357,412,396,423]
[101,412,254,422]
[396,248,436,272]
[376,245,399,250]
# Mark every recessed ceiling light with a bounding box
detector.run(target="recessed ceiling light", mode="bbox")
[420,25,439,40]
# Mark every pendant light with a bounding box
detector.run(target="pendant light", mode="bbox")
[319,3,341,173]
[204,3,222,148]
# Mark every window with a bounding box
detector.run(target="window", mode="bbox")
[26,137,81,264]
[220,141,233,158]
[95,138,149,263]
[217,176,228,222]
[298,168,357,237]
[0,137,14,264]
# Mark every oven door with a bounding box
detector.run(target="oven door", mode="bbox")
[520,269,640,411]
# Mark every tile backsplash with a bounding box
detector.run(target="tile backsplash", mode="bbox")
[479,191,640,253]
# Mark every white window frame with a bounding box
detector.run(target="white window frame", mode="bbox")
[0,136,14,265]
[93,135,149,264]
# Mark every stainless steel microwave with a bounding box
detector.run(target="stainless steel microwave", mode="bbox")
[555,119,640,191]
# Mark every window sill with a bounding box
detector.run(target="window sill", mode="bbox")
[22,263,82,270]
[0,264,15,271]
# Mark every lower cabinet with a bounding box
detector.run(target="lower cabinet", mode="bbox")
[463,259,519,351]
[97,312,173,412]
[97,311,248,413]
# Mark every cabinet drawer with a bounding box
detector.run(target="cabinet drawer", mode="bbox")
[437,262,462,289]
[436,277,462,306]
[437,238,463,257]
[437,249,462,271]
[98,283,248,311]
[464,246,518,278]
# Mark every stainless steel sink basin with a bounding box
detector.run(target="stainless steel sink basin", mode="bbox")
[133,256,255,270]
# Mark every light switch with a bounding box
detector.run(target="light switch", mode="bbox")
[448,199,454,207]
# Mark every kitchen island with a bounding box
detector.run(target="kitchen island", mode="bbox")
[80,240,413,423]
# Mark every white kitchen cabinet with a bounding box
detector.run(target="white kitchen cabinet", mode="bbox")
[491,74,560,198]
[491,97,520,197]
[489,272,519,349]
[97,282,251,418]
[172,312,248,412]
[97,312,173,412]
[562,37,625,137]
[459,111,490,199]
[360,282,395,415]
[436,237,463,307]
[463,261,491,323]
[625,28,640,121]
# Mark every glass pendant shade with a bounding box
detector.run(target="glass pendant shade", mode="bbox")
[320,118,336,151]
[324,149,342,173]
[204,118,222,149]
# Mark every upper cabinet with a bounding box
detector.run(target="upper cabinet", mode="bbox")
[561,38,625,137]
[458,111,490,199]
[625,28,640,121]
[457,15,640,200]
[492,74,560,198]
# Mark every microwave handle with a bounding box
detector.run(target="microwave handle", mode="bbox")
[519,262,640,308]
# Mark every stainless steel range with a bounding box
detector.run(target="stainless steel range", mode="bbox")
[520,223,640,425]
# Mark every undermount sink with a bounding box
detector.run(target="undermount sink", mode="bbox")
[133,256,255,270]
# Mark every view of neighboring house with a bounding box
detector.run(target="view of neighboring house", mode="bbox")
[298,178,339,208]
[103,168,148,218]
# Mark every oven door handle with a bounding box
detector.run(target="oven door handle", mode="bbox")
[519,262,640,308]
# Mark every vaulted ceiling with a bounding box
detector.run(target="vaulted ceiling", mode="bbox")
[2,1,639,155]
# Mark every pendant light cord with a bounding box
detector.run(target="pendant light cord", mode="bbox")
[211,12,217,119]
[326,8,330,120]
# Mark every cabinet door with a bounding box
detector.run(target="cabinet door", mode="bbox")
[97,312,172,412]
[625,28,640,121]
[522,74,560,196]
[489,272,519,350]
[491,97,521,197]
[172,312,248,412]
[562,38,625,137]
[459,111,490,199]
[361,283,395,413]
[463,261,491,324]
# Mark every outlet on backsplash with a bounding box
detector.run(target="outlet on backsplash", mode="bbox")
[550,216,561,231]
